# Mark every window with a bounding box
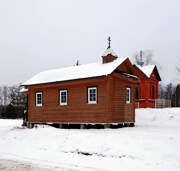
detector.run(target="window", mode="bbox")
[59,90,68,105]
[88,87,97,104]
[135,87,139,99]
[36,92,42,106]
[126,87,131,104]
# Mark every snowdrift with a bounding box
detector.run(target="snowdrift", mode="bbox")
[0,108,180,171]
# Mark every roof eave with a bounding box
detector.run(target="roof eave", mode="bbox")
[21,75,107,87]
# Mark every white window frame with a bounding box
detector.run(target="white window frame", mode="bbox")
[126,87,131,104]
[88,87,97,104]
[36,92,42,107]
[59,90,68,106]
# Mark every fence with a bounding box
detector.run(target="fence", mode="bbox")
[155,99,171,108]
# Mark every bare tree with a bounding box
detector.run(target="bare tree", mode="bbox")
[0,87,2,105]
[177,57,180,73]
[164,83,175,100]
[132,50,154,66]
[8,85,26,107]
[132,49,162,74]
[158,84,165,99]
[177,67,180,73]
[0,85,25,107]
[3,86,8,106]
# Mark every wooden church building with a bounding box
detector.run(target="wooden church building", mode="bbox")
[133,63,161,108]
[22,38,140,128]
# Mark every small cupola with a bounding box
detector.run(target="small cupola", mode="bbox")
[102,36,118,64]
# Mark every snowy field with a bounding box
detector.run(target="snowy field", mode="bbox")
[0,108,180,171]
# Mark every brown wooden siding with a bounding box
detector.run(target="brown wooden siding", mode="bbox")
[28,78,110,123]
[27,74,136,124]
[110,75,135,123]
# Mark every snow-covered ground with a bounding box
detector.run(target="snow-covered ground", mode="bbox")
[0,159,53,171]
[0,108,180,171]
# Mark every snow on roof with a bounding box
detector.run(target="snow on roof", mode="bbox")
[102,47,117,57]
[22,57,128,86]
[136,64,155,78]
[121,72,138,79]
[19,87,28,93]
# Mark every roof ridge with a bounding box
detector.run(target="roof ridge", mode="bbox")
[22,57,128,86]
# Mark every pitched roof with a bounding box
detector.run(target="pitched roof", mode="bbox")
[135,64,161,81]
[136,64,155,78]
[22,57,128,86]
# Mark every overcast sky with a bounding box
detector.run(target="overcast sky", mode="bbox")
[0,0,180,86]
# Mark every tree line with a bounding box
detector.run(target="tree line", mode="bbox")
[0,85,26,119]
[158,83,180,107]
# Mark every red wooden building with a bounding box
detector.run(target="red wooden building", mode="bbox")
[21,38,140,128]
[133,64,161,108]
